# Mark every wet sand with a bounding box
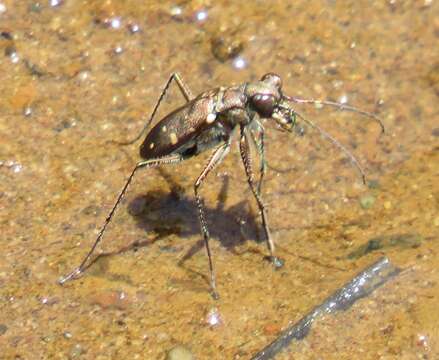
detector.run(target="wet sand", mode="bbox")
[0,1,438,358]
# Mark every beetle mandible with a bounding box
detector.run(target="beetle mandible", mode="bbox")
[59,73,384,299]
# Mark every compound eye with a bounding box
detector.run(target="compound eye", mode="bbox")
[252,94,276,117]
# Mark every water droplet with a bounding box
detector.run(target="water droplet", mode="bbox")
[12,163,22,173]
[206,307,222,326]
[272,256,284,269]
[314,101,324,109]
[113,45,123,55]
[1,160,23,173]
[417,334,429,349]
[49,0,63,7]
[195,9,208,22]
[77,70,90,81]
[232,56,247,70]
[110,17,122,29]
[339,94,348,104]
[23,106,33,117]
[10,51,20,64]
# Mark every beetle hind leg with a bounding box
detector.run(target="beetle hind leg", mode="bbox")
[113,73,194,146]
[59,154,184,285]
[194,141,230,300]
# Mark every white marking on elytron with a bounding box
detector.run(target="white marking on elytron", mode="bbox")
[206,113,216,124]
[169,132,178,145]
[149,142,155,149]
[162,125,167,132]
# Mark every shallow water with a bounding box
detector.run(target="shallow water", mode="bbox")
[0,1,438,359]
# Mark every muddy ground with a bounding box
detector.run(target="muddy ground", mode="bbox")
[0,1,438,359]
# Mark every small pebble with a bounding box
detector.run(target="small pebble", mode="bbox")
[40,296,59,305]
[383,201,392,210]
[41,335,55,343]
[113,45,124,55]
[128,23,140,34]
[70,344,85,358]
[166,345,194,360]
[416,333,429,349]
[1,31,12,39]
[9,50,20,64]
[423,0,433,7]
[90,290,131,310]
[77,70,91,81]
[211,34,244,62]
[1,160,23,173]
[170,5,183,18]
[29,2,42,13]
[367,179,380,189]
[359,194,376,209]
[263,323,281,336]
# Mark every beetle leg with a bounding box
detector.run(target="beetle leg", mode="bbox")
[194,141,231,299]
[249,119,266,196]
[116,73,194,145]
[173,72,193,101]
[59,154,184,285]
[240,126,283,268]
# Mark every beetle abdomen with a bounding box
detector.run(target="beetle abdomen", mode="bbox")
[140,96,216,159]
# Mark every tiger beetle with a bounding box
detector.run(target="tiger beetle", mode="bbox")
[59,73,384,299]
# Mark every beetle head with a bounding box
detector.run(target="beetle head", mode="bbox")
[246,73,282,118]
[246,73,296,131]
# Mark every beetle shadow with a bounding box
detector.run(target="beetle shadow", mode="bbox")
[127,168,264,263]
[80,168,264,281]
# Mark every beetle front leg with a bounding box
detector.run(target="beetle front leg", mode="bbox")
[249,119,266,196]
[194,142,230,300]
[239,126,283,269]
